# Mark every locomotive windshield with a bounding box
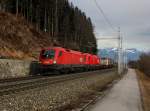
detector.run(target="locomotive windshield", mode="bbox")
[41,49,55,59]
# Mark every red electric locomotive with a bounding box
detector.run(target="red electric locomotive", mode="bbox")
[39,47,101,73]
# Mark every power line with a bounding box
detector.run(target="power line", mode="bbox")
[93,0,116,31]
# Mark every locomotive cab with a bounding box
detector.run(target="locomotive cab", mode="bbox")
[40,49,57,65]
[40,47,66,64]
[39,47,66,72]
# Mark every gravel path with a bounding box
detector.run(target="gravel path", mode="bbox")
[87,69,143,111]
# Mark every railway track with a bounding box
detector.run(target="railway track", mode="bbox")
[0,68,116,96]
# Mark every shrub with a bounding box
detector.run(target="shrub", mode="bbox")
[138,53,150,76]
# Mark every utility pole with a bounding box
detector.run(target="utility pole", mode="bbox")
[16,0,19,16]
[96,31,123,75]
[55,0,58,40]
[44,7,47,32]
[125,50,128,69]
[124,49,127,70]
[118,27,123,74]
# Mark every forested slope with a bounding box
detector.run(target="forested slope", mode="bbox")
[0,0,97,59]
[0,12,52,59]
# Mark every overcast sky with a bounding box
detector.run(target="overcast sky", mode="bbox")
[69,0,150,51]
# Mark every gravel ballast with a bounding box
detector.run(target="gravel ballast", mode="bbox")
[0,70,118,111]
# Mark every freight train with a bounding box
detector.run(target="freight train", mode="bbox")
[39,47,113,74]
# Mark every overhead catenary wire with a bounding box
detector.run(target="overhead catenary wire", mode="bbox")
[93,0,124,74]
[93,0,116,31]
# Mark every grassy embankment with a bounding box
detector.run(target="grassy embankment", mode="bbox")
[136,70,150,111]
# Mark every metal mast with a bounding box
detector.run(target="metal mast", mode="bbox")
[118,27,122,74]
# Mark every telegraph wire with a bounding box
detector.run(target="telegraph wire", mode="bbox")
[93,0,116,31]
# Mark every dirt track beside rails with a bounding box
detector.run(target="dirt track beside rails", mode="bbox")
[136,70,150,111]
[0,69,118,111]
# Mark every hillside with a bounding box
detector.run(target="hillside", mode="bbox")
[0,0,97,55]
[0,0,98,60]
[0,12,53,60]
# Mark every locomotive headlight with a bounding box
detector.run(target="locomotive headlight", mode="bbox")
[53,60,57,64]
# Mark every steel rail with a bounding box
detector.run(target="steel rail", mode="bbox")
[0,69,116,96]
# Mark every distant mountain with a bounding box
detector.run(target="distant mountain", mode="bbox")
[126,48,141,62]
[98,48,141,63]
[98,48,117,58]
